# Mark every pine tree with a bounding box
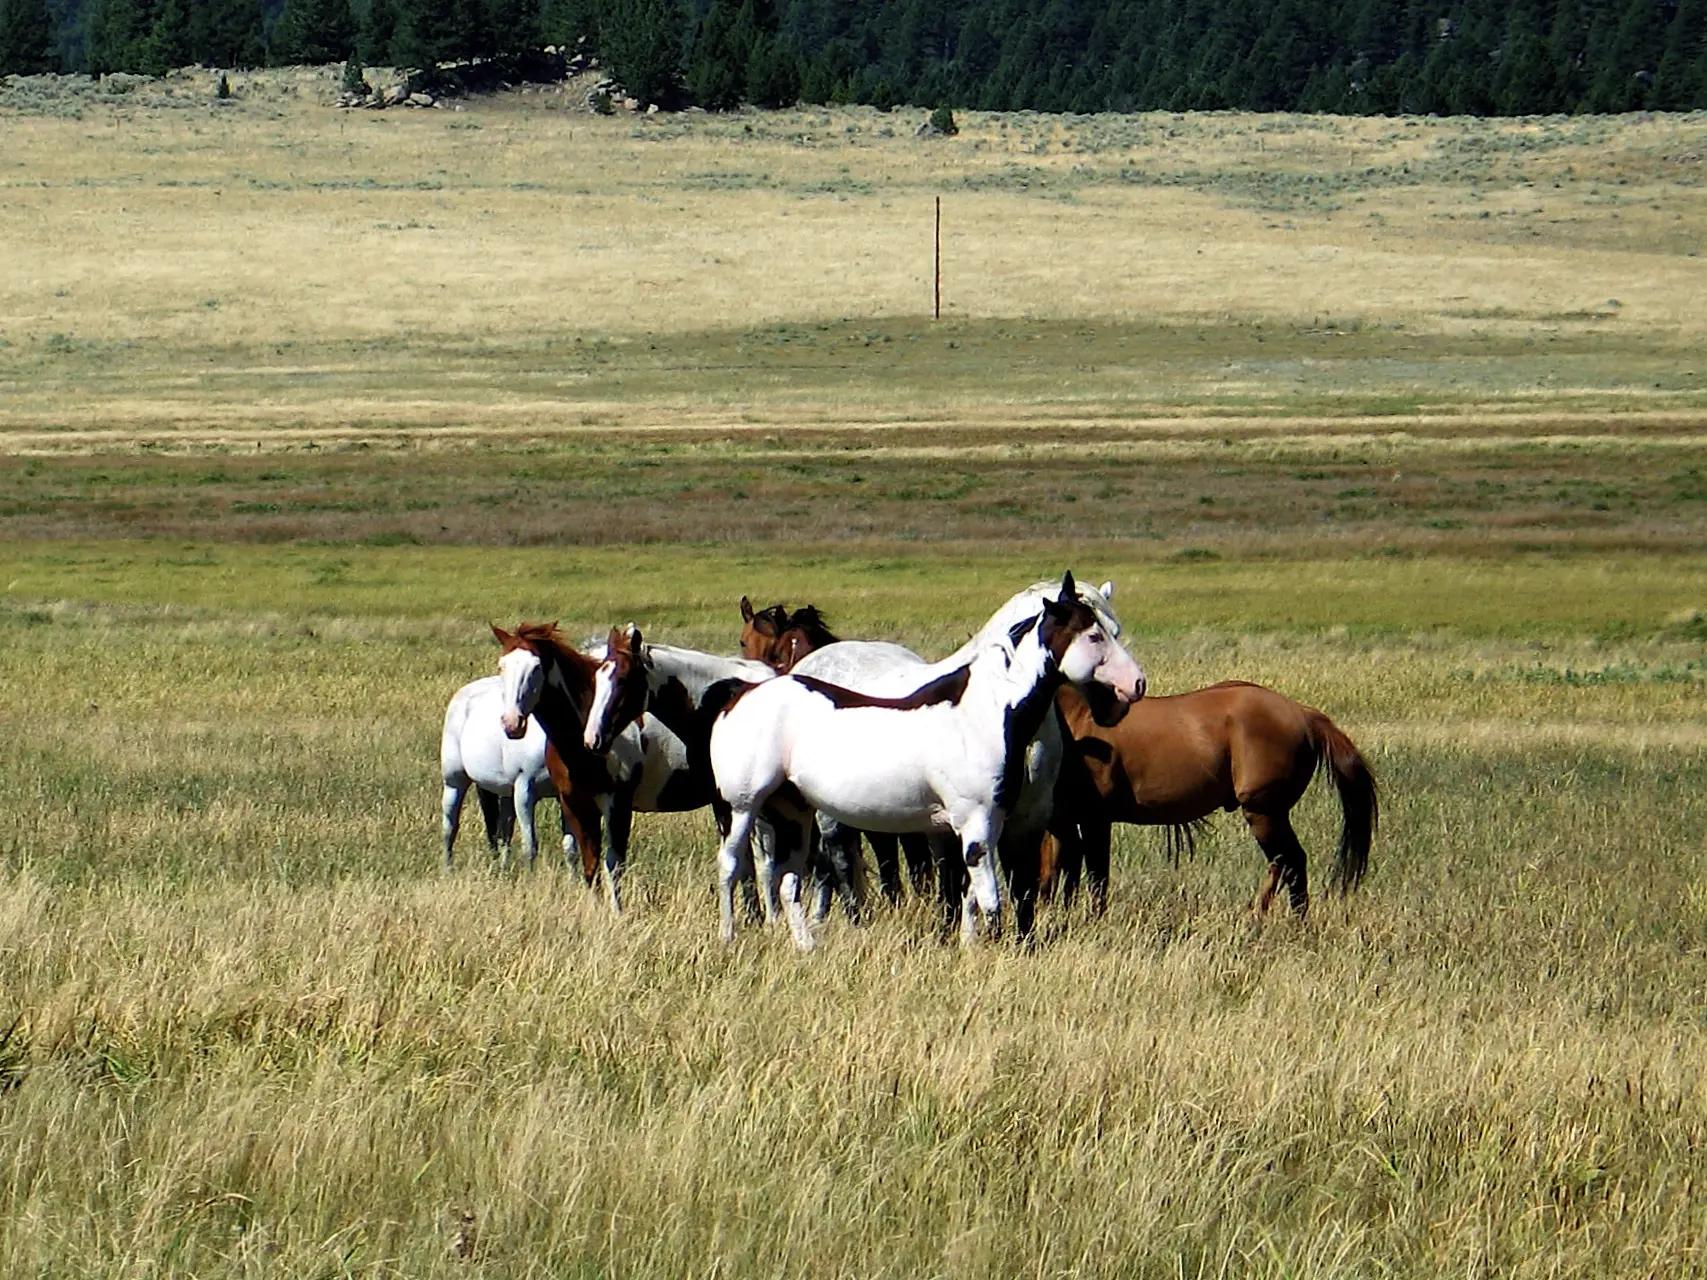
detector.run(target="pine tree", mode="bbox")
[205,0,267,67]
[599,0,682,104]
[270,0,356,65]
[745,33,798,105]
[484,0,538,61]
[359,0,398,64]
[686,0,748,108]
[0,0,57,74]
[87,0,155,72]
[390,0,479,72]
[540,0,597,50]
[142,0,192,71]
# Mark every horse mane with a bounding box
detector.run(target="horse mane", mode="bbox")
[783,605,839,648]
[751,603,791,635]
[512,622,597,700]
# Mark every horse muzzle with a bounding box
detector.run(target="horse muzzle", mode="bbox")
[501,711,528,739]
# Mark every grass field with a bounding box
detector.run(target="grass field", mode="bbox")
[3,70,1707,1277]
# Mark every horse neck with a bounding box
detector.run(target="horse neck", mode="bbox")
[646,645,768,698]
[1054,683,1098,737]
[961,634,1060,731]
[643,645,769,742]
[535,645,596,739]
[961,635,1065,807]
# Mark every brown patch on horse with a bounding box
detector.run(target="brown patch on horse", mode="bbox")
[791,665,971,711]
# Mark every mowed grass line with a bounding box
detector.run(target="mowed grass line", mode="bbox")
[4,541,1707,641]
[3,551,1707,1276]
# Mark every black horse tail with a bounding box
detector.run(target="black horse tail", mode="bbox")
[1308,712,1378,895]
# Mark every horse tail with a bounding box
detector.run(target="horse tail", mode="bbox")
[1308,712,1378,895]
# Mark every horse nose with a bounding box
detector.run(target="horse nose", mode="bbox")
[501,710,526,739]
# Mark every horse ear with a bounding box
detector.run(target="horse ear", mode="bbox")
[490,622,515,648]
[740,596,755,623]
[627,623,642,650]
[1099,579,1115,601]
[1058,570,1077,603]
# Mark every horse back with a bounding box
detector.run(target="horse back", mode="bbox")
[1061,680,1318,822]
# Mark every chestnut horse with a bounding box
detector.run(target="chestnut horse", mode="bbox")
[739,597,936,904]
[1046,681,1377,916]
[490,622,650,911]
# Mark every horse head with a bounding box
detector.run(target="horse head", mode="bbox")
[1037,572,1146,715]
[490,622,546,739]
[586,623,650,753]
[738,596,794,669]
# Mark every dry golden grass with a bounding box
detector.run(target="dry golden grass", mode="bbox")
[3,552,1707,1277]
[3,76,1707,1276]
[3,71,1706,351]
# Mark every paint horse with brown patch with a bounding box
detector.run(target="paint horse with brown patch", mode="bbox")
[490,622,649,911]
[710,574,1146,949]
[739,597,938,904]
[1045,680,1377,916]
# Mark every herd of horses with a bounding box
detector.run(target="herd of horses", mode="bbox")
[440,573,1378,948]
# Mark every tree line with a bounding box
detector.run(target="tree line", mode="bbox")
[4,0,1705,114]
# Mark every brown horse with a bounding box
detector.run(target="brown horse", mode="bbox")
[738,597,937,903]
[738,597,836,674]
[1046,681,1377,916]
[492,622,647,902]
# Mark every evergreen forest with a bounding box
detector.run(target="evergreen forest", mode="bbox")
[2,0,1705,114]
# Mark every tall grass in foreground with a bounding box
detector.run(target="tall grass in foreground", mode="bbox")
[2,571,1706,1277]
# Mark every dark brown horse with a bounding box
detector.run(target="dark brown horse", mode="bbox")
[492,622,650,906]
[738,597,937,904]
[1046,681,1377,916]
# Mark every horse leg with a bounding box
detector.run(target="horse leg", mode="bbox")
[717,808,759,944]
[549,794,601,886]
[931,834,965,943]
[998,827,1040,942]
[599,788,634,915]
[902,833,935,897]
[866,831,903,905]
[476,788,509,868]
[514,776,540,872]
[538,746,599,884]
[1245,810,1310,917]
[806,820,834,923]
[751,817,780,923]
[815,816,866,924]
[1084,815,1113,917]
[442,781,467,868]
[961,813,1005,944]
[767,803,818,951]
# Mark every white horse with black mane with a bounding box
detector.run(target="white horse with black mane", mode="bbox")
[709,573,1145,949]
[784,573,1138,936]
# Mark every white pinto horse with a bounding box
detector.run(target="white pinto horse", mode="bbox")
[786,575,1138,936]
[583,631,868,919]
[709,573,1145,949]
[440,645,570,871]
